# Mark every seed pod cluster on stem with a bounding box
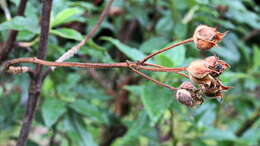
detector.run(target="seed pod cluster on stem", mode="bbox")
[176,56,231,107]
[175,25,231,107]
[188,56,231,97]
[3,24,231,107]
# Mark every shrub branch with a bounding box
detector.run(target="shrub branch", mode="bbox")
[16,0,53,146]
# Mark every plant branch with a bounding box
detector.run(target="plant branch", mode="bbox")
[0,0,28,62]
[127,62,177,91]
[4,57,187,74]
[54,0,114,64]
[16,0,53,146]
[139,38,193,64]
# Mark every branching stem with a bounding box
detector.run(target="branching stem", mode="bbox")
[4,57,187,74]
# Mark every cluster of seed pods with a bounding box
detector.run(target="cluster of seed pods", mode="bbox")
[176,25,231,107]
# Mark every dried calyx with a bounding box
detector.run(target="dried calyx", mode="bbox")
[176,82,203,107]
[186,56,231,98]
[193,25,227,50]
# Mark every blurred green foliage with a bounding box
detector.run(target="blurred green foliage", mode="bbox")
[0,0,260,146]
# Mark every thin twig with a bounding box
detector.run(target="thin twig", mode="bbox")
[139,38,193,64]
[16,0,53,146]
[4,57,187,74]
[127,62,177,91]
[54,0,114,64]
[0,0,28,62]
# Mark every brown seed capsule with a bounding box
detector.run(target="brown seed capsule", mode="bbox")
[186,60,212,86]
[201,78,232,98]
[193,25,227,50]
[176,89,194,107]
[176,82,204,107]
[204,56,230,77]
[179,81,197,90]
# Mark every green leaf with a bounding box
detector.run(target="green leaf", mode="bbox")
[69,99,110,124]
[211,34,240,63]
[112,111,149,146]
[202,127,237,141]
[155,41,186,66]
[253,45,260,68]
[51,7,84,27]
[50,28,83,41]
[0,16,40,33]
[155,15,173,35]
[140,37,169,53]
[141,84,172,125]
[155,54,174,67]
[67,114,98,146]
[42,98,67,127]
[101,37,147,61]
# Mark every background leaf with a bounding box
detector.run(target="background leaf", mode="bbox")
[0,16,40,33]
[42,98,67,127]
[141,84,172,125]
[101,37,147,61]
[51,7,84,27]
[50,28,84,41]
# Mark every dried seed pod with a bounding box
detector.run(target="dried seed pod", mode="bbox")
[176,89,194,107]
[176,82,204,107]
[201,78,232,98]
[186,60,212,86]
[193,25,227,50]
[179,81,197,90]
[204,56,230,77]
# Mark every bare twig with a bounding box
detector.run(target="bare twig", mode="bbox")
[54,0,114,65]
[4,57,187,73]
[139,38,193,64]
[0,0,28,62]
[16,0,53,146]
[127,62,177,91]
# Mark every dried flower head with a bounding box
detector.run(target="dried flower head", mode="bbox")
[193,25,227,50]
[186,56,231,99]
[204,56,230,77]
[186,60,213,86]
[176,89,193,107]
[201,78,231,98]
[176,82,203,107]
